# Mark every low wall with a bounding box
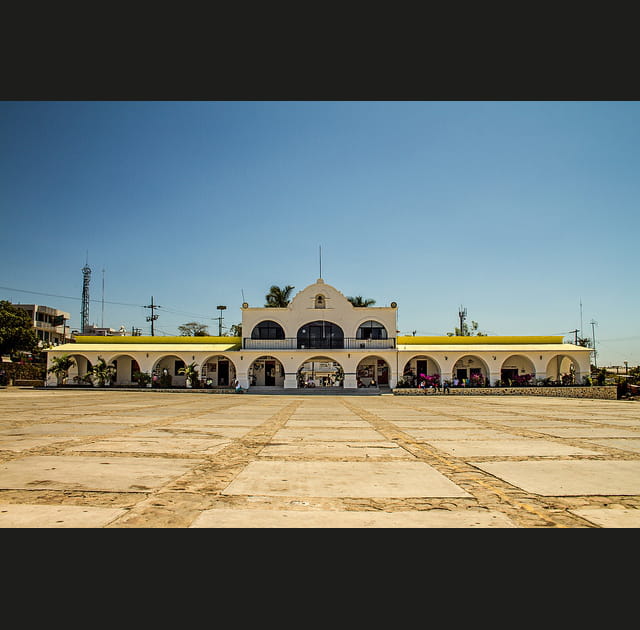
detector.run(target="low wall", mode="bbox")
[393,386,617,400]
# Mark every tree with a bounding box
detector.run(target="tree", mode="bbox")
[347,296,376,307]
[91,356,116,387]
[47,354,76,385]
[447,320,487,337]
[178,322,209,336]
[229,323,242,337]
[0,300,38,356]
[178,361,200,388]
[265,285,295,307]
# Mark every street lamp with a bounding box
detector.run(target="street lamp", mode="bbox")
[217,305,226,336]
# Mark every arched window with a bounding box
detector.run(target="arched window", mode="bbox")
[251,320,285,339]
[356,320,388,340]
[297,321,344,349]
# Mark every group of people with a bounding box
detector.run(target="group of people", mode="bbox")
[301,376,337,387]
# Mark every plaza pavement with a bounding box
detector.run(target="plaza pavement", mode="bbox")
[0,387,639,528]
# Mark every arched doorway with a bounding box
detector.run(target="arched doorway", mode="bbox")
[110,354,140,386]
[546,354,581,385]
[297,321,344,349]
[297,356,344,388]
[66,354,93,385]
[201,355,236,388]
[402,355,441,387]
[153,355,187,388]
[500,354,536,386]
[248,356,285,387]
[357,356,390,388]
[452,355,489,387]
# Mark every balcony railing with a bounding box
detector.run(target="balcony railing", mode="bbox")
[243,338,396,350]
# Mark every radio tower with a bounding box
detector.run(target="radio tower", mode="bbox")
[81,259,92,333]
[458,305,467,336]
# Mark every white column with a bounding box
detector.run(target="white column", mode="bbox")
[284,373,298,389]
[343,372,357,388]
[237,370,249,389]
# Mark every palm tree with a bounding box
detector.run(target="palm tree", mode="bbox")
[47,354,75,385]
[347,296,376,307]
[265,285,295,307]
[91,356,116,387]
[178,362,200,388]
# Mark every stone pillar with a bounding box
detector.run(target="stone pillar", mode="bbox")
[489,370,501,386]
[439,368,453,386]
[237,370,249,389]
[284,373,298,389]
[343,372,357,388]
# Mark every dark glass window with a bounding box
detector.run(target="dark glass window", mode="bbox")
[297,321,344,349]
[356,320,387,340]
[251,320,285,339]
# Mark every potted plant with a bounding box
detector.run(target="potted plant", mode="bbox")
[133,371,152,388]
[178,362,200,388]
[47,354,76,386]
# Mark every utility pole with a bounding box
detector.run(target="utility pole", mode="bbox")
[458,306,467,336]
[568,329,579,345]
[144,297,160,336]
[101,268,105,328]
[217,305,226,336]
[590,319,598,368]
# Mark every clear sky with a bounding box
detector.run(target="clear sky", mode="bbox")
[1,101,638,366]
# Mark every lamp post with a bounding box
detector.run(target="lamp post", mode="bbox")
[217,305,226,336]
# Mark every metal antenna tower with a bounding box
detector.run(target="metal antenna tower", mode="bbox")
[81,260,92,333]
[144,296,161,336]
[458,305,467,336]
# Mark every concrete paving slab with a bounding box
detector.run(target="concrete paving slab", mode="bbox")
[569,508,640,528]
[273,428,385,442]
[0,436,79,452]
[578,419,640,427]
[62,415,161,424]
[393,420,482,429]
[426,439,601,457]
[402,428,527,440]
[473,460,640,496]
[175,417,266,426]
[222,461,472,498]
[583,439,640,454]
[258,441,415,459]
[67,437,230,455]
[0,423,126,437]
[0,455,202,492]
[532,427,640,438]
[137,426,251,438]
[489,420,590,428]
[286,420,371,428]
[190,508,516,528]
[0,504,127,528]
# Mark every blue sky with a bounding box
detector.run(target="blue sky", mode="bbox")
[1,100,638,366]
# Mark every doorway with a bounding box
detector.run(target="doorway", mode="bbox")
[218,360,229,386]
[265,360,276,386]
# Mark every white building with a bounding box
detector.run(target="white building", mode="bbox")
[45,278,592,389]
[13,304,72,346]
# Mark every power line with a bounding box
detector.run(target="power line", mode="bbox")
[0,285,142,308]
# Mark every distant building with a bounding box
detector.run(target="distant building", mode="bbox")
[76,324,128,337]
[13,304,72,346]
